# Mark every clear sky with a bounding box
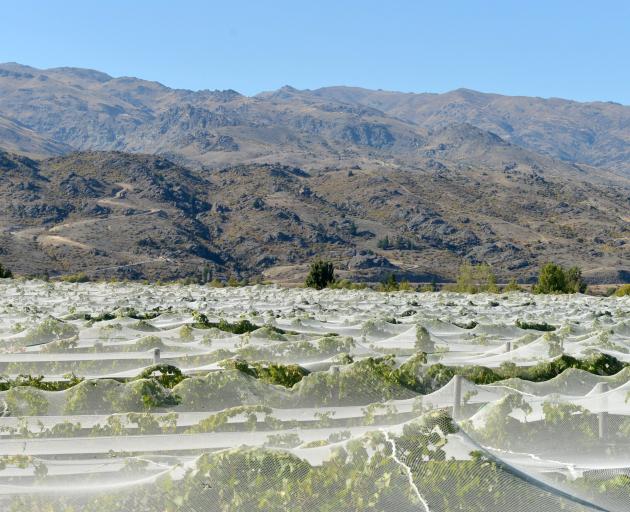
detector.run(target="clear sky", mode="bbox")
[2,0,629,103]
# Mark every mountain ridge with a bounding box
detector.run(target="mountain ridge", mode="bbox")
[0,62,629,176]
[0,148,627,284]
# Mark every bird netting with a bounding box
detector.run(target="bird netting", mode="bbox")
[0,280,628,511]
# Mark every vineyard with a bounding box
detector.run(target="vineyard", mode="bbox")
[0,280,628,511]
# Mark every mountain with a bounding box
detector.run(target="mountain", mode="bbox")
[302,86,630,176]
[0,150,627,283]
[0,63,628,283]
[0,63,427,170]
[1,63,629,177]
[0,113,71,158]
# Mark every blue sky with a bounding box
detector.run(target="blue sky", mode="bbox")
[2,0,629,103]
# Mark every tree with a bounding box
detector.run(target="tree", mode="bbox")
[454,262,498,293]
[305,259,335,290]
[200,265,212,284]
[379,273,399,292]
[565,266,587,293]
[534,262,567,294]
[377,236,391,249]
[534,262,585,294]
[503,279,522,292]
[0,262,12,279]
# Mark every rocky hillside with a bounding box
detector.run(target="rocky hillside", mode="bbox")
[0,150,627,283]
[0,63,628,283]
[298,86,630,176]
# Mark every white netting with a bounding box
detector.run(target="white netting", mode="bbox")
[0,280,628,511]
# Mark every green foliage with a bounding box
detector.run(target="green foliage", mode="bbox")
[317,335,355,354]
[0,261,12,279]
[415,324,435,352]
[533,262,586,294]
[133,335,166,351]
[474,396,598,452]
[502,279,523,292]
[409,352,627,395]
[452,262,498,293]
[292,356,408,406]
[172,369,273,411]
[377,235,417,250]
[21,317,79,345]
[377,273,412,292]
[125,412,178,434]
[394,352,428,391]
[200,264,213,284]
[328,279,368,290]
[5,386,49,415]
[219,359,310,388]
[381,273,398,291]
[453,320,478,329]
[116,378,180,411]
[191,312,275,335]
[515,319,556,331]
[64,378,178,414]
[59,272,90,283]
[614,284,630,297]
[377,235,391,249]
[0,373,83,392]
[188,405,274,433]
[418,282,435,292]
[83,312,116,322]
[136,364,185,388]
[565,266,588,293]
[534,262,566,293]
[305,259,336,290]
[264,432,302,448]
[179,324,194,341]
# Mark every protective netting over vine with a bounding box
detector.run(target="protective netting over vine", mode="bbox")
[0,280,628,511]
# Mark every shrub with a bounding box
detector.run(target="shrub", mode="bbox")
[305,260,335,290]
[565,266,587,293]
[377,235,416,250]
[329,279,367,290]
[453,320,478,330]
[200,265,212,284]
[418,278,438,292]
[378,273,411,292]
[0,262,12,279]
[502,279,522,292]
[59,272,90,283]
[614,284,630,297]
[377,236,391,249]
[533,262,586,294]
[515,319,556,332]
[453,262,498,293]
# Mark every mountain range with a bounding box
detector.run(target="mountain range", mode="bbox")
[0,63,628,283]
